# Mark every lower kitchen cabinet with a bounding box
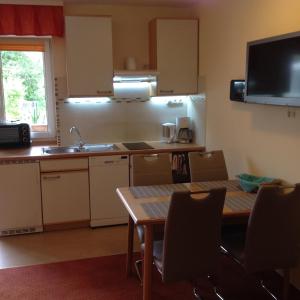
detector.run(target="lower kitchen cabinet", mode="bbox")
[0,161,43,236]
[40,158,90,229]
[89,155,129,227]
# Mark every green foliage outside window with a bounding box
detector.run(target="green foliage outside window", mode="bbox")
[1,50,46,124]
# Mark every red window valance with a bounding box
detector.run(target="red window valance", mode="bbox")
[0,5,64,37]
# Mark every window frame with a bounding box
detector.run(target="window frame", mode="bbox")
[0,37,56,140]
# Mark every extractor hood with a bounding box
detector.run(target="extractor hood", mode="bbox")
[113,70,158,83]
[112,70,158,101]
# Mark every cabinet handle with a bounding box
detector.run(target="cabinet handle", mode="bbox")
[104,160,114,164]
[97,90,112,94]
[160,89,174,94]
[43,175,61,180]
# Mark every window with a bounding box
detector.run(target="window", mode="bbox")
[0,38,55,139]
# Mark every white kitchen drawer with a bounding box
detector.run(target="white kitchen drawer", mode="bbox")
[40,158,88,172]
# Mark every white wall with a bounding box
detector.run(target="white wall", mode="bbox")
[196,0,300,287]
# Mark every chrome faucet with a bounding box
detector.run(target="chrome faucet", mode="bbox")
[70,126,84,148]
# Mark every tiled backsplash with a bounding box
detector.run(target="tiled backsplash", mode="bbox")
[58,98,188,146]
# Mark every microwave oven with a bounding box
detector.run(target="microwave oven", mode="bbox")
[0,123,31,148]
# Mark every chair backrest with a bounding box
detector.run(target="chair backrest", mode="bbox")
[161,188,226,283]
[131,153,173,186]
[188,150,228,182]
[244,184,300,273]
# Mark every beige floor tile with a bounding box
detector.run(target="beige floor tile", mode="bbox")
[0,225,140,269]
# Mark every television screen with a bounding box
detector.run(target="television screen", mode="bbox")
[245,32,300,106]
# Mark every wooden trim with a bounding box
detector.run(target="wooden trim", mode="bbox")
[149,19,157,70]
[143,224,153,300]
[31,139,57,146]
[0,43,44,51]
[43,220,90,231]
[126,215,134,277]
[196,19,199,79]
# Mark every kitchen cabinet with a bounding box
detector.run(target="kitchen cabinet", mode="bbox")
[149,18,199,96]
[40,158,90,229]
[0,161,42,236]
[65,16,113,97]
[89,155,129,227]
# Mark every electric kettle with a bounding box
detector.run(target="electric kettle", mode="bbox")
[161,123,176,143]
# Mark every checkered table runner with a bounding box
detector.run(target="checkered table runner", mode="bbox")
[190,180,241,192]
[130,180,241,199]
[130,184,188,198]
[141,193,256,218]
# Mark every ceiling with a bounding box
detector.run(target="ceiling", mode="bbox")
[63,0,201,7]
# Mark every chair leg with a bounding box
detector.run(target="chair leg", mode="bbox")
[192,279,204,300]
[208,275,225,300]
[193,287,204,300]
[259,269,290,300]
[260,279,278,300]
[134,259,143,286]
[220,246,243,267]
[192,276,225,300]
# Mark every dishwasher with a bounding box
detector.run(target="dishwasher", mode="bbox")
[89,155,129,227]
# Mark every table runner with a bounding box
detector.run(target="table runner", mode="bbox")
[130,180,241,199]
[141,193,256,218]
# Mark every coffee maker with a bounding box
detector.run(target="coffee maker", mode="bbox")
[176,117,193,143]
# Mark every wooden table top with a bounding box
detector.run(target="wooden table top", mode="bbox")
[117,180,255,225]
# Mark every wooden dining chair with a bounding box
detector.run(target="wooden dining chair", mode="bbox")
[188,150,228,182]
[221,184,300,300]
[149,188,226,299]
[131,153,173,280]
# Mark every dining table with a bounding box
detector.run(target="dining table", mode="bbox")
[116,180,256,300]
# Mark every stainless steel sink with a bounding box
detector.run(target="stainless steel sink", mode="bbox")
[82,144,119,152]
[42,146,81,154]
[42,144,119,155]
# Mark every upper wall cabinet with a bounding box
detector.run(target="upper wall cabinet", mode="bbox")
[149,19,199,96]
[65,16,113,97]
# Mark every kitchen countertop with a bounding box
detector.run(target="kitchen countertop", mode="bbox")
[0,141,205,161]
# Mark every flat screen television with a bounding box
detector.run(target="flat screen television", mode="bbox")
[245,31,300,107]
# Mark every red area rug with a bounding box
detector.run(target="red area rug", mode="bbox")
[0,254,299,300]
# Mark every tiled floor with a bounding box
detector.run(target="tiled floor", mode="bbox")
[0,225,140,269]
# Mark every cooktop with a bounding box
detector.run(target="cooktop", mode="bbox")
[122,142,154,150]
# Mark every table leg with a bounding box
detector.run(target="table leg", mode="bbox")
[143,224,153,300]
[126,214,134,277]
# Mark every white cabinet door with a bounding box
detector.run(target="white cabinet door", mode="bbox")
[65,16,113,97]
[0,162,42,234]
[89,155,129,227]
[150,19,199,96]
[41,170,90,225]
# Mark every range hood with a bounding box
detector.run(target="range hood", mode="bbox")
[112,70,158,101]
[113,70,158,83]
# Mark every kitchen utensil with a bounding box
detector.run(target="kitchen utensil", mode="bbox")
[162,123,176,143]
